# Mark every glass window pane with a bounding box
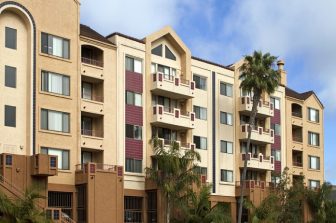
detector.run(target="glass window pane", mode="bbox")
[134,126,142,140]
[62,113,69,133]
[125,57,133,71]
[5,27,17,49]
[151,63,156,73]
[48,149,63,169]
[41,33,49,54]
[151,45,162,56]
[5,66,17,88]
[134,59,142,73]
[62,150,69,170]
[134,93,142,106]
[63,39,69,59]
[126,91,134,105]
[126,124,134,138]
[49,72,63,94]
[82,82,92,100]
[62,76,70,96]
[227,142,233,154]
[41,109,48,130]
[165,45,176,60]
[4,105,16,127]
[48,110,63,132]
[52,36,63,57]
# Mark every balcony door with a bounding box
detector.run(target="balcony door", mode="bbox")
[81,151,92,164]
[82,82,92,100]
[81,116,92,136]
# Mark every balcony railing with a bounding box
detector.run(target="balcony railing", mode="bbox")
[235,180,273,189]
[155,138,195,150]
[292,136,303,142]
[82,95,104,103]
[152,105,195,129]
[81,57,104,67]
[292,111,302,118]
[241,152,274,164]
[81,129,104,138]
[292,161,303,167]
[76,163,119,173]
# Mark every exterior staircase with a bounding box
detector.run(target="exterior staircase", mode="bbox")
[0,174,76,223]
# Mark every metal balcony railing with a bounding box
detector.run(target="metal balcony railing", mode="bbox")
[81,57,104,67]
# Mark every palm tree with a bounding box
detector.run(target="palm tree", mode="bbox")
[146,137,201,223]
[237,51,281,223]
[181,184,231,223]
[0,187,50,223]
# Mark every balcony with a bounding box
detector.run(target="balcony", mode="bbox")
[151,72,195,99]
[75,162,123,184]
[235,180,273,196]
[151,105,195,130]
[81,97,104,115]
[239,96,274,117]
[239,153,274,171]
[156,138,195,151]
[81,129,104,150]
[31,154,58,176]
[239,124,274,144]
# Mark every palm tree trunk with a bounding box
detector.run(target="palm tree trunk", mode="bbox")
[167,194,170,223]
[238,93,261,223]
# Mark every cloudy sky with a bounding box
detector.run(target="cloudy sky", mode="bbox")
[81,0,336,184]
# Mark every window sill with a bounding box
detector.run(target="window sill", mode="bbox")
[219,181,234,186]
[58,170,72,173]
[81,134,104,140]
[308,168,321,172]
[307,144,320,149]
[39,129,72,137]
[39,91,72,100]
[125,172,145,177]
[307,120,320,125]
[39,52,72,63]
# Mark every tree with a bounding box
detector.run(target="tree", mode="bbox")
[146,138,201,223]
[306,182,336,223]
[0,187,50,223]
[246,168,306,223]
[237,51,281,223]
[179,184,231,223]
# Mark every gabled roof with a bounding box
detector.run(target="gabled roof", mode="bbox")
[80,24,113,45]
[285,87,324,108]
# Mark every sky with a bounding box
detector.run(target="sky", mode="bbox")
[81,0,336,184]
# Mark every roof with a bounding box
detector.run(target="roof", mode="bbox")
[105,32,233,71]
[191,56,234,71]
[285,87,324,108]
[106,32,145,44]
[80,24,113,45]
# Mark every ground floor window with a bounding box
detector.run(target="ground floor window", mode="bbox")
[147,191,157,223]
[48,191,72,218]
[124,196,143,223]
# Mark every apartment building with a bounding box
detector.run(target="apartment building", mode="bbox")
[0,1,324,223]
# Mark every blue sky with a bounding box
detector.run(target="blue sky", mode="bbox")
[81,0,336,184]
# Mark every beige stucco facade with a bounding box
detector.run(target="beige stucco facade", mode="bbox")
[0,1,325,223]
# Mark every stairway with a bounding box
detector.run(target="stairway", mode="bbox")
[0,174,76,223]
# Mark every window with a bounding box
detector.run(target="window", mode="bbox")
[272,150,281,161]
[271,97,280,110]
[124,196,143,222]
[195,166,207,177]
[193,136,207,150]
[41,147,69,170]
[5,27,17,49]
[41,109,70,133]
[125,159,142,173]
[48,191,72,218]
[271,176,281,184]
[220,82,233,97]
[5,155,12,166]
[220,170,233,182]
[41,71,70,96]
[5,66,16,88]
[194,106,207,120]
[308,108,319,123]
[308,132,320,146]
[4,105,16,127]
[309,180,320,188]
[151,44,162,56]
[271,123,281,136]
[221,141,233,154]
[41,33,69,59]
[125,56,142,73]
[126,91,142,106]
[220,112,233,125]
[193,75,207,90]
[126,124,142,140]
[308,156,320,170]
[165,46,176,60]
